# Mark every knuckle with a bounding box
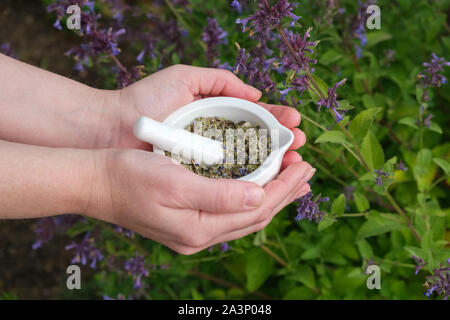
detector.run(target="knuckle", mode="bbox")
[168,64,186,73]
[256,206,273,224]
[174,246,200,256]
[255,218,271,232]
[180,232,208,248]
[213,184,236,212]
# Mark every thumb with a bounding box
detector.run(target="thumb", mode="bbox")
[181,65,262,101]
[183,176,265,213]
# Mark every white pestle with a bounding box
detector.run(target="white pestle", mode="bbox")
[133,116,224,166]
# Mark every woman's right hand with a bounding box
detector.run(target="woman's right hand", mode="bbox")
[87,149,315,255]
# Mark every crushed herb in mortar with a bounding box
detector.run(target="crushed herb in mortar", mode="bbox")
[165,117,271,179]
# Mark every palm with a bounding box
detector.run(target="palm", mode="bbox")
[120,65,306,169]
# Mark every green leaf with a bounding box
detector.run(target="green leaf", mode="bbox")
[330,194,346,215]
[427,122,443,134]
[361,130,385,170]
[315,130,348,145]
[414,149,432,176]
[357,239,374,260]
[308,75,328,103]
[366,32,392,48]
[416,85,424,103]
[283,287,316,299]
[66,221,94,237]
[353,192,370,212]
[362,95,377,109]
[348,107,383,140]
[399,117,419,130]
[253,229,267,246]
[245,248,274,292]
[294,265,316,289]
[301,247,321,260]
[319,49,343,65]
[433,158,450,176]
[414,149,433,192]
[336,99,355,111]
[357,213,404,240]
[318,215,336,231]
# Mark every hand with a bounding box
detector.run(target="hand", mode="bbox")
[112,65,307,169]
[88,148,315,255]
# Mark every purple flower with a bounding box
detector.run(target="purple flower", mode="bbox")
[412,255,426,275]
[374,169,389,186]
[53,19,62,30]
[295,191,329,223]
[220,242,230,252]
[124,254,149,289]
[350,0,377,59]
[396,161,408,172]
[32,217,57,250]
[202,18,228,65]
[280,75,309,102]
[65,233,104,269]
[231,0,241,13]
[423,114,433,128]
[419,53,450,89]
[247,0,299,33]
[236,17,252,31]
[115,225,134,238]
[277,28,317,72]
[425,260,449,300]
[113,65,142,89]
[317,79,346,122]
[383,49,396,66]
[32,215,80,250]
[234,48,275,91]
[0,42,17,58]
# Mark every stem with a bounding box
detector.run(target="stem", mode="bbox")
[337,213,367,217]
[163,0,190,31]
[313,160,347,187]
[374,258,416,269]
[274,231,291,263]
[109,54,127,74]
[165,285,179,300]
[300,112,327,131]
[385,192,421,243]
[260,245,288,268]
[429,176,446,191]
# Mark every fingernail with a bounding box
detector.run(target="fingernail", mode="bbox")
[245,187,265,207]
[304,168,316,181]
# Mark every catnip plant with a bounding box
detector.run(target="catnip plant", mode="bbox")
[2,0,447,300]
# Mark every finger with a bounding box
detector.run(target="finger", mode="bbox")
[197,161,313,237]
[168,168,315,255]
[257,102,301,128]
[289,128,306,150]
[202,172,315,247]
[281,150,302,170]
[181,65,262,101]
[176,174,266,213]
[293,182,311,200]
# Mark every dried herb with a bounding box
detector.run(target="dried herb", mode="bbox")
[166,117,271,179]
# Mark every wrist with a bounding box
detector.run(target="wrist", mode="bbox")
[79,148,115,222]
[97,88,141,149]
